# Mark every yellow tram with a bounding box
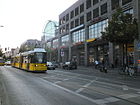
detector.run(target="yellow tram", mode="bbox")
[0,57,5,66]
[11,48,47,72]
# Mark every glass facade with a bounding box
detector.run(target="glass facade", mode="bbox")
[46,42,51,48]
[61,35,69,46]
[57,0,134,65]
[124,9,133,14]
[89,19,108,39]
[44,21,58,41]
[72,29,85,44]
[52,39,58,49]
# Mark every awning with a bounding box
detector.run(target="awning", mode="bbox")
[86,38,96,43]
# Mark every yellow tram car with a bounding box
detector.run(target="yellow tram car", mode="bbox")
[11,48,47,72]
[0,57,5,66]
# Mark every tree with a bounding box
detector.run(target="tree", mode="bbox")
[102,8,138,66]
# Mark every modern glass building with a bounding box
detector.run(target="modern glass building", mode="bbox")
[44,0,139,67]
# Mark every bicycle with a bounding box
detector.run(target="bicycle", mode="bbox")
[118,65,136,76]
[123,65,136,76]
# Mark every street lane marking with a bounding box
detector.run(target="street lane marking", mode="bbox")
[104,97,120,102]
[54,81,61,84]
[54,77,76,84]
[42,75,55,79]
[63,78,69,81]
[52,70,140,91]
[94,99,109,104]
[42,69,140,104]
[93,80,140,92]
[39,78,102,104]
[94,93,140,104]
[122,85,129,90]
[46,70,140,92]
[118,93,140,99]
[76,80,96,93]
[41,77,140,105]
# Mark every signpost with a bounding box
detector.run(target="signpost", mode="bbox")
[61,49,64,57]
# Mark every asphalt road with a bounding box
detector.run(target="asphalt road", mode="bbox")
[0,66,140,105]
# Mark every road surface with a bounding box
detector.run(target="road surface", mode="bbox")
[0,66,140,105]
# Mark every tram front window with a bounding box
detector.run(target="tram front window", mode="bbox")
[34,53,47,63]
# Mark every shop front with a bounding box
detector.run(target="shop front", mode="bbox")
[87,39,109,67]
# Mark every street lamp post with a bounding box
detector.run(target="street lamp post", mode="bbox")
[0,25,4,50]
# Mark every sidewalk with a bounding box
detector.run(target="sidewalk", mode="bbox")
[76,66,140,80]
[77,66,119,74]
[78,65,140,74]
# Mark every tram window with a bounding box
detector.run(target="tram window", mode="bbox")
[34,53,46,63]
[29,54,35,63]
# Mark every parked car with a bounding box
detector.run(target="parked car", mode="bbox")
[47,62,55,70]
[52,61,59,68]
[62,61,77,70]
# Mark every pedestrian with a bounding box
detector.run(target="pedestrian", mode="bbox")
[95,60,99,69]
[71,58,77,69]
[101,59,107,73]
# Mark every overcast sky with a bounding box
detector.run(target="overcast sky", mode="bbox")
[0,0,76,49]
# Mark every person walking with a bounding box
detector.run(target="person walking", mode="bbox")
[95,60,99,69]
[100,59,107,73]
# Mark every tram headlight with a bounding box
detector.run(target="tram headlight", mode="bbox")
[35,65,38,67]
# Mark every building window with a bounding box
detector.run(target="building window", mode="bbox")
[62,16,66,24]
[75,7,79,16]
[46,42,51,48]
[89,19,108,39]
[93,0,98,5]
[62,26,66,33]
[122,0,132,5]
[66,14,69,22]
[75,18,79,27]
[86,0,91,9]
[59,19,63,25]
[66,24,69,32]
[52,39,59,48]
[60,27,64,34]
[111,0,119,10]
[93,7,99,18]
[124,9,133,14]
[61,35,69,46]
[87,11,92,21]
[80,3,84,13]
[72,29,85,44]
[70,21,74,29]
[70,10,74,19]
[101,3,107,15]
[80,15,84,25]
